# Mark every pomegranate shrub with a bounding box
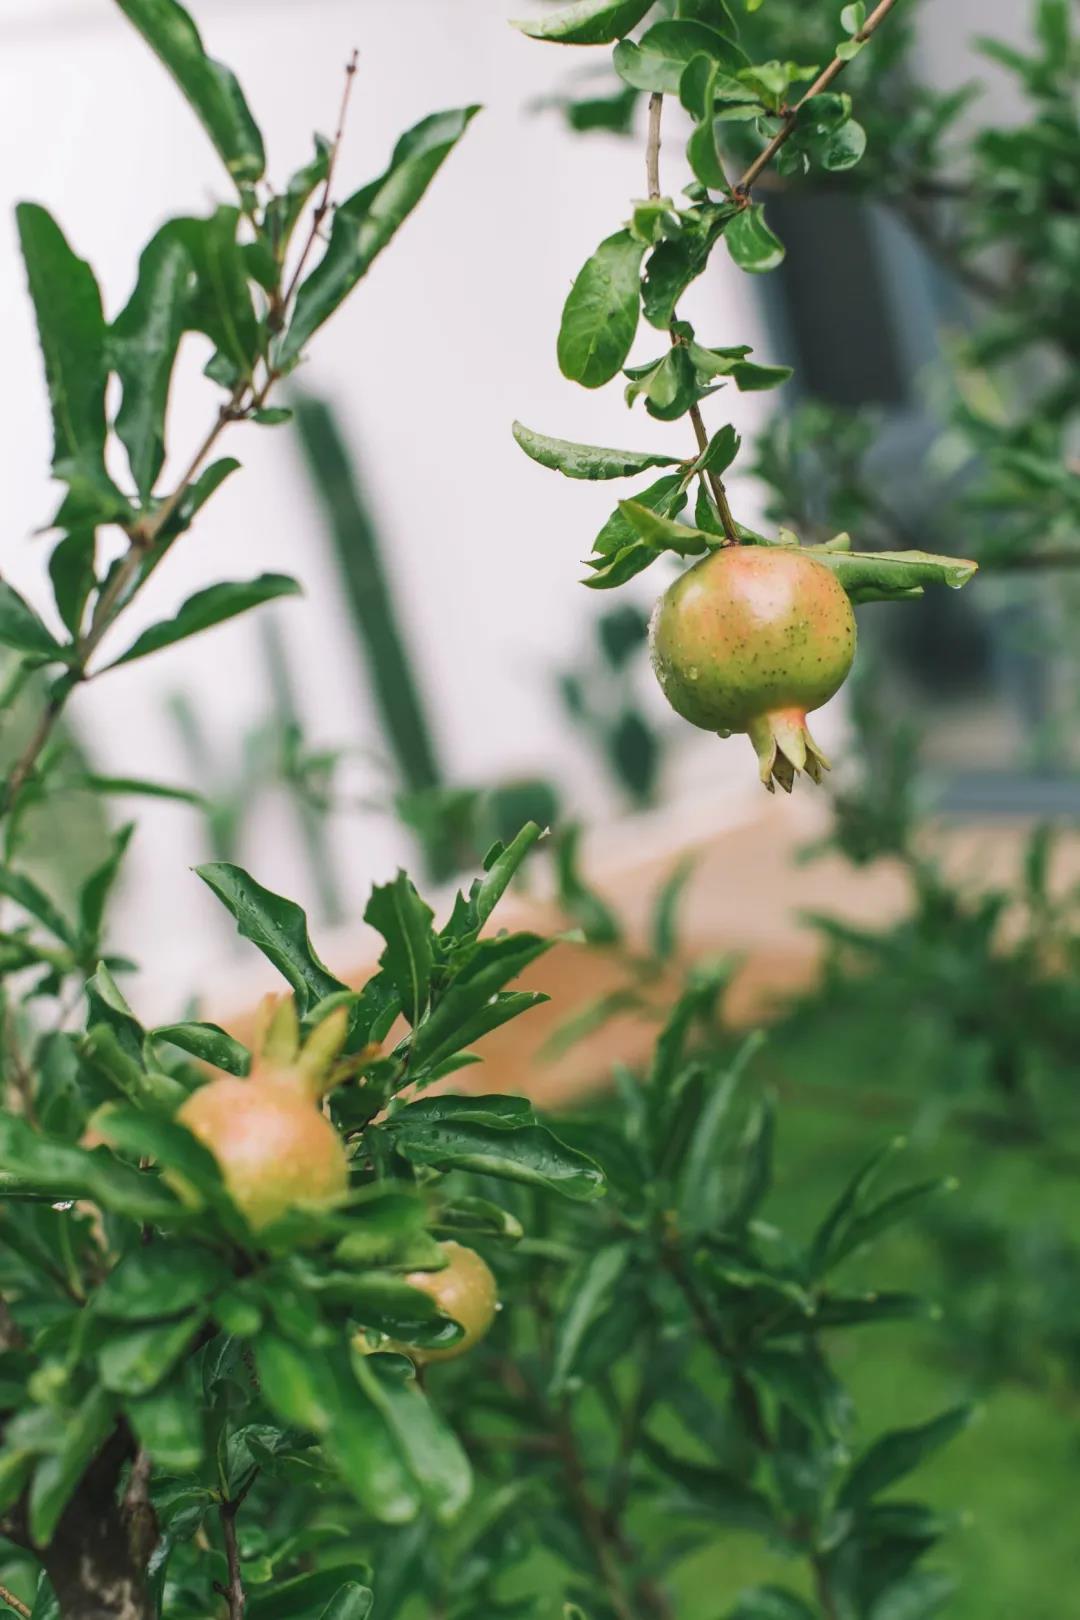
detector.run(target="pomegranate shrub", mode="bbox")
[0,2,994,1618]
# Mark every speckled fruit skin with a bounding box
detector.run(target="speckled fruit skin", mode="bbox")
[178,1071,348,1231]
[649,546,857,790]
[403,1241,498,1364]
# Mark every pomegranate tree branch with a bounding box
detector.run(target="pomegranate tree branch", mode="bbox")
[0,1582,30,1619]
[219,1499,246,1620]
[280,50,359,314]
[645,93,740,544]
[736,0,904,195]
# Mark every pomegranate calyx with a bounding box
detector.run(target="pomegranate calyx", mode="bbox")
[747,709,831,795]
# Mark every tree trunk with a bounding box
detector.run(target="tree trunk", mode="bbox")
[39,1438,155,1620]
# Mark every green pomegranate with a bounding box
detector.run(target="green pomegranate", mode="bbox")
[650,545,857,792]
[400,1241,498,1363]
[175,997,350,1231]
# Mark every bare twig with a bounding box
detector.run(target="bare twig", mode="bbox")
[736,0,904,196]
[280,50,359,314]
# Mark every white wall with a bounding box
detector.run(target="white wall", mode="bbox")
[1,0,784,1009]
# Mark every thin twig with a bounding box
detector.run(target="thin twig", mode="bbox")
[219,1501,246,1620]
[0,1581,30,1619]
[280,50,359,314]
[646,94,740,544]
[736,0,904,196]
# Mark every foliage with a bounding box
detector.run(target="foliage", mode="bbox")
[0,1,1058,1617]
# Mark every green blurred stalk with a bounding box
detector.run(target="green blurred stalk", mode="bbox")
[290,392,453,880]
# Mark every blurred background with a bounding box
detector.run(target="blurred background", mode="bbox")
[4,3,1080,1615]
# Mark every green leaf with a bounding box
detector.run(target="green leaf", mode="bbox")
[0,867,76,948]
[151,1020,250,1075]
[196,863,347,1016]
[66,773,205,807]
[169,207,260,383]
[510,0,653,45]
[28,1386,116,1546]
[264,135,331,260]
[105,574,301,668]
[96,1244,230,1321]
[806,548,979,604]
[550,1242,630,1392]
[624,346,712,422]
[643,1434,779,1533]
[98,1311,207,1396]
[389,1094,605,1201]
[557,230,644,389]
[316,1588,375,1620]
[0,580,64,661]
[79,823,134,949]
[642,201,736,327]
[115,0,265,183]
[126,1381,205,1473]
[255,1333,335,1433]
[48,531,97,640]
[838,1406,976,1510]
[840,1,866,31]
[15,203,128,520]
[724,204,785,272]
[591,473,689,560]
[281,108,479,365]
[867,1571,955,1620]
[249,1572,374,1620]
[616,499,713,556]
[677,1032,765,1233]
[613,21,745,93]
[465,821,546,932]
[820,118,867,172]
[694,422,740,473]
[110,223,193,498]
[725,1590,816,1620]
[650,855,696,959]
[364,873,435,1028]
[352,1353,472,1523]
[512,421,681,480]
[407,934,554,1071]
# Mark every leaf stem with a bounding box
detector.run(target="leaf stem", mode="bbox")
[645,93,740,545]
[735,0,904,196]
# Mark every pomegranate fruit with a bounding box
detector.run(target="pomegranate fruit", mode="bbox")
[649,544,857,792]
[400,1241,498,1363]
[176,997,349,1231]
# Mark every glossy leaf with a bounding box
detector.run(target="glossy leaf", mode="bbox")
[48,531,97,639]
[264,134,331,259]
[110,223,192,498]
[352,1353,472,1523]
[170,208,260,384]
[249,1572,374,1620]
[408,933,554,1070]
[613,21,745,93]
[511,0,653,45]
[105,574,301,668]
[557,230,645,389]
[98,1312,206,1395]
[616,499,713,555]
[725,204,786,272]
[95,1244,230,1321]
[389,1095,605,1201]
[590,473,689,560]
[281,108,479,365]
[116,0,265,183]
[805,548,979,604]
[197,863,348,1015]
[364,872,435,1027]
[152,1020,250,1074]
[15,203,128,520]
[512,421,681,480]
[642,201,735,327]
[725,1591,817,1620]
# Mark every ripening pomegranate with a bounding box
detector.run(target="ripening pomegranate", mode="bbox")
[401,1241,498,1363]
[176,998,350,1231]
[649,545,857,792]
